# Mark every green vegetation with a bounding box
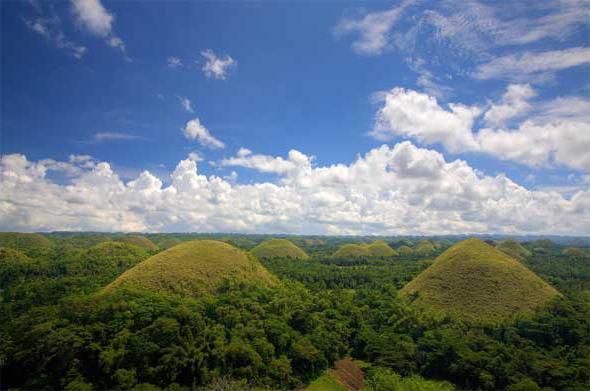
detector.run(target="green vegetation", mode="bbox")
[0,232,54,256]
[249,238,309,260]
[2,234,589,391]
[332,241,397,259]
[106,240,278,296]
[562,247,588,258]
[400,238,560,322]
[115,235,159,251]
[496,239,532,260]
[222,237,257,250]
[414,240,436,256]
[397,245,414,255]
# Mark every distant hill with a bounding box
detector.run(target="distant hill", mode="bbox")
[495,240,531,260]
[222,237,257,250]
[332,241,397,259]
[114,235,158,251]
[0,247,33,286]
[414,240,436,256]
[0,232,54,256]
[562,247,588,258]
[105,240,278,297]
[400,238,560,322]
[64,241,149,278]
[249,238,309,260]
[397,245,414,255]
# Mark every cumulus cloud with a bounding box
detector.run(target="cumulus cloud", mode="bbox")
[182,118,225,149]
[474,47,590,80]
[483,84,537,126]
[221,149,312,175]
[372,87,481,152]
[71,0,126,54]
[334,0,414,55]
[372,86,590,172]
[1,142,588,235]
[201,49,237,80]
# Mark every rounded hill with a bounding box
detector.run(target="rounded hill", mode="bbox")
[399,238,560,322]
[0,232,54,254]
[332,241,397,259]
[562,247,588,258]
[414,240,436,256]
[495,240,531,260]
[114,235,158,251]
[64,241,149,278]
[397,245,414,255]
[105,240,278,297]
[249,239,309,260]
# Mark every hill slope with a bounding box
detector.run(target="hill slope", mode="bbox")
[399,238,560,322]
[0,232,54,255]
[114,235,158,251]
[105,240,278,296]
[495,240,532,260]
[332,241,398,259]
[249,239,309,260]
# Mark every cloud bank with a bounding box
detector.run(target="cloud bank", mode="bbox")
[2,142,588,235]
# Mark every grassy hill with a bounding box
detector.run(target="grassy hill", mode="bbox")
[63,241,149,278]
[0,232,54,255]
[397,245,414,255]
[105,240,278,297]
[366,240,398,257]
[495,239,532,260]
[114,235,158,251]
[332,241,397,259]
[249,238,309,260]
[399,238,560,322]
[414,240,436,256]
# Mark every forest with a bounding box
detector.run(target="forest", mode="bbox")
[1,232,589,391]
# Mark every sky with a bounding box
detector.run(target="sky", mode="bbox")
[1,0,589,235]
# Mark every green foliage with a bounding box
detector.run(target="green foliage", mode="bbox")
[366,367,455,391]
[0,232,54,256]
[414,240,436,256]
[106,240,278,297]
[305,372,347,391]
[397,245,414,255]
[249,239,309,260]
[400,238,560,322]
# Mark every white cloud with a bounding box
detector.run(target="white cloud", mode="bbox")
[201,49,237,80]
[182,118,225,149]
[167,56,183,68]
[221,149,312,175]
[71,0,126,55]
[178,96,194,113]
[93,132,141,142]
[334,0,414,55]
[474,47,590,80]
[1,143,588,235]
[24,11,86,59]
[372,87,481,152]
[483,84,537,126]
[371,86,590,172]
[187,152,204,162]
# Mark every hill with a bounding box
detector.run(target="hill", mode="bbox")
[0,232,54,255]
[114,235,158,251]
[366,240,398,257]
[562,247,588,258]
[414,240,436,256]
[63,241,149,279]
[399,238,560,322]
[495,240,531,260]
[105,240,278,297]
[397,245,414,255]
[249,238,309,260]
[332,241,398,259]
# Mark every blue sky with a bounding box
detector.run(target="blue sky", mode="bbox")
[1,0,589,234]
